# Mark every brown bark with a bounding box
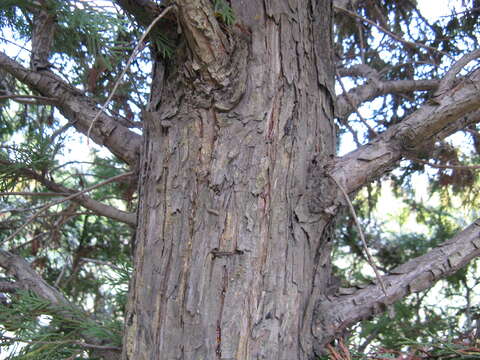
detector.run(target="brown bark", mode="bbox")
[123,1,336,359]
[121,1,480,358]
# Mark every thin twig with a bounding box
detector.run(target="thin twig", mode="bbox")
[0,36,32,53]
[80,257,123,272]
[408,156,480,170]
[10,231,48,252]
[0,191,70,197]
[327,173,388,296]
[54,264,67,288]
[2,171,133,244]
[0,336,121,351]
[334,5,450,59]
[335,70,377,136]
[87,5,173,143]
[0,94,57,105]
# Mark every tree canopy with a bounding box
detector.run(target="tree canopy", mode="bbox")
[0,0,480,359]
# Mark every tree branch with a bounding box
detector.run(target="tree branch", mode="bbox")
[0,280,20,293]
[30,2,55,71]
[3,171,135,243]
[314,218,480,348]
[0,158,136,226]
[336,78,439,119]
[0,94,57,105]
[0,52,141,167]
[0,250,120,360]
[434,49,480,96]
[331,67,480,197]
[336,64,381,81]
[87,5,173,141]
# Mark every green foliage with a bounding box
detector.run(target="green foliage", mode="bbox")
[213,0,236,25]
[0,290,123,359]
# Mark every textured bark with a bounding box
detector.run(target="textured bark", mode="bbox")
[335,78,439,119]
[119,2,480,359]
[315,218,480,348]
[123,1,336,359]
[30,3,55,71]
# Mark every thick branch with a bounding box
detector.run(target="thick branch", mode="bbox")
[0,158,136,226]
[0,52,141,167]
[332,67,480,196]
[336,78,439,119]
[314,219,480,347]
[0,250,120,360]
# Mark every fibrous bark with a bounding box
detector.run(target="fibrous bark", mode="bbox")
[123,1,336,359]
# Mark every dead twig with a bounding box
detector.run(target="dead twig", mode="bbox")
[87,5,173,143]
[334,5,450,59]
[0,94,57,105]
[335,70,377,138]
[408,156,480,170]
[327,173,388,296]
[0,191,70,197]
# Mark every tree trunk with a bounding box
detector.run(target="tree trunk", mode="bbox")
[123,1,336,359]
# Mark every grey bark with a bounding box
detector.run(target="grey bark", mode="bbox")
[121,1,480,359]
[123,0,336,359]
[30,3,55,71]
[333,67,480,198]
[335,78,439,119]
[2,0,480,359]
[315,218,480,348]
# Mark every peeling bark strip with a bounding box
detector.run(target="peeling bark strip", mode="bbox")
[123,1,336,359]
[314,219,480,348]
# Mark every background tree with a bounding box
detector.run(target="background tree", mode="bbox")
[0,0,479,359]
